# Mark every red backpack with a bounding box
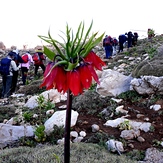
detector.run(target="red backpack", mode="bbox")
[104,36,113,46]
[32,53,41,65]
[22,54,29,63]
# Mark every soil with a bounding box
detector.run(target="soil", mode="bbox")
[68,90,163,153]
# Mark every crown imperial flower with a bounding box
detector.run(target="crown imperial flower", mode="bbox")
[39,21,105,96]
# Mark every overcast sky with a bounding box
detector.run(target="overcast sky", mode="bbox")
[0,0,162,48]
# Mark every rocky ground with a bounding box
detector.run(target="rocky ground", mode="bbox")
[0,35,163,162]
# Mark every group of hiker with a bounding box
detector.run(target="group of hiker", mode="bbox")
[0,46,46,98]
[103,31,139,59]
[103,28,156,59]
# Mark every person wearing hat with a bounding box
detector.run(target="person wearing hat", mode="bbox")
[33,48,46,77]
[1,52,19,98]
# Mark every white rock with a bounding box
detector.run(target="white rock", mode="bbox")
[150,104,161,111]
[136,114,144,118]
[57,138,65,145]
[0,123,34,143]
[79,131,86,137]
[161,142,163,147]
[111,98,123,103]
[128,57,135,61]
[73,136,83,143]
[6,118,15,125]
[130,76,163,95]
[24,95,38,109]
[10,93,25,98]
[3,119,8,124]
[70,131,78,138]
[33,114,38,118]
[44,110,79,135]
[104,117,128,128]
[120,129,140,140]
[106,139,124,153]
[96,69,133,97]
[46,109,55,115]
[104,118,151,132]
[59,105,67,109]
[137,136,145,142]
[41,89,67,104]
[115,105,128,114]
[91,124,100,132]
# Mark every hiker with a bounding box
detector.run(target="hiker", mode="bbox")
[112,37,118,55]
[127,31,134,48]
[20,52,34,85]
[148,28,155,40]
[118,34,127,53]
[103,35,113,59]
[132,32,139,46]
[0,52,19,98]
[10,46,24,93]
[33,48,46,76]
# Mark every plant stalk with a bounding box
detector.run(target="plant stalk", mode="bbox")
[64,89,72,163]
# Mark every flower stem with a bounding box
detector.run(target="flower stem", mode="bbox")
[64,89,72,163]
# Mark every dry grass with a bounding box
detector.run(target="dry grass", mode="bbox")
[0,143,137,163]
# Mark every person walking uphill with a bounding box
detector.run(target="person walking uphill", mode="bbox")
[0,52,19,98]
[32,48,46,77]
[118,34,127,53]
[20,52,34,85]
[10,46,24,94]
[127,31,134,48]
[103,35,113,59]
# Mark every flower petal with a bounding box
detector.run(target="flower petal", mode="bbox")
[78,65,92,89]
[85,51,106,70]
[67,70,83,96]
[40,62,58,90]
[55,66,67,93]
[87,64,100,84]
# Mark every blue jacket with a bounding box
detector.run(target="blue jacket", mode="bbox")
[119,34,127,44]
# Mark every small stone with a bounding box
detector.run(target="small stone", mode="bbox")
[46,109,54,115]
[70,131,78,138]
[128,143,134,148]
[137,136,145,142]
[33,114,38,118]
[82,121,88,125]
[73,136,83,143]
[91,124,100,132]
[136,114,144,118]
[79,131,86,137]
[3,119,8,124]
[144,117,150,121]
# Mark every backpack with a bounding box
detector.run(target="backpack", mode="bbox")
[22,54,29,63]
[119,34,127,43]
[104,36,112,46]
[0,58,11,75]
[32,53,41,65]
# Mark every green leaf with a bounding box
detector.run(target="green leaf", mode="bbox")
[71,22,84,58]
[43,46,56,61]
[65,24,71,58]
[81,32,105,57]
[48,29,68,61]
[38,35,53,45]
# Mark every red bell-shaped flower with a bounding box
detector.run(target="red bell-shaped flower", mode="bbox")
[78,65,92,89]
[67,70,83,96]
[85,51,106,71]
